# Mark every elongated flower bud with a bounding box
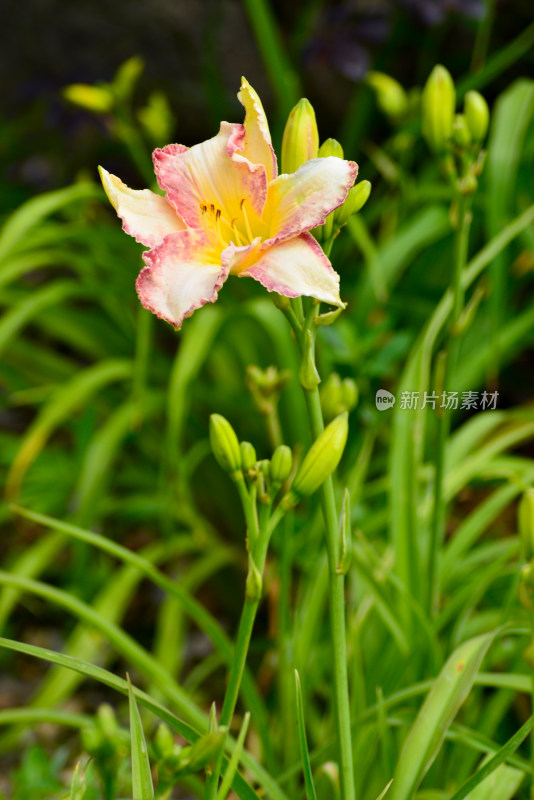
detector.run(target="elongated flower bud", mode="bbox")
[281,98,319,174]
[320,374,359,422]
[315,140,343,240]
[209,414,242,477]
[318,138,344,159]
[270,445,293,485]
[452,113,471,148]
[63,83,114,113]
[240,441,257,472]
[421,65,455,153]
[464,90,489,143]
[367,71,408,118]
[334,181,371,227]
[292,412,349,498]
[519,488,534,561]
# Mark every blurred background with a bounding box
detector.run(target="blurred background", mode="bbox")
[3,0,533,199]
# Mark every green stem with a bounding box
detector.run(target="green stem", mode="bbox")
[427,192,472,614]
[206,488,271,799]
[289,303,356,800]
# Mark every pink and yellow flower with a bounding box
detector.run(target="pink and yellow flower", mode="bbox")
[99,78,358,329]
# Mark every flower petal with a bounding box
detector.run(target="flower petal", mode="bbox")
[236,77,277,182]
[240,232,344,307]
[136,230,227,329]
[153,123,268,229]
[99,167,186,248]
[221,237,263,276]
[266,157,358,243]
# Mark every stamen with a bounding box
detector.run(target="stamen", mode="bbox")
[216,211,243,247]
[230,219,243,247]
[240,198,254,242]
[213,208,228,248]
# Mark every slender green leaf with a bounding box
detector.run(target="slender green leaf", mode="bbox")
[295,670,318,800]
[449,715,534,800]
[217,713,250,800]
[128,675,155,800]
[389,633,494,800]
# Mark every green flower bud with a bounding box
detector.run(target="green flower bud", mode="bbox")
[464,90,489,143]
[519,488,534,561]
[320,373,342,421]
[281,98,319,174]
[320,374,358,422]
[240,441,257,472]
[63,83,114,114]
[421,65,456,153]
[318,138,344,159]
[292,412,349,498]
[367,71,408,118]
[209,414,242,478]
[342,378,358,411]
[452,113,471,148]
[334,181,372,227]
[270,445,293,485]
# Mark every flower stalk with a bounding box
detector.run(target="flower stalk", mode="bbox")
[283,299,356,800]
[427,189,473,613]
[205,473,273,799]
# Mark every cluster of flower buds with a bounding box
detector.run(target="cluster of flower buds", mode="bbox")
[316,139,371,243]
[320,372,359,423]
[210,411,349,510]
[209,413,293,499]
[245,365,291,418]
[518,488,534,610]
[63,57,174,146]
[421,66,489,183]
[281,98,370,247]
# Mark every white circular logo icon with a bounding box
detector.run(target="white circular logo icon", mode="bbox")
[375,389,395,410]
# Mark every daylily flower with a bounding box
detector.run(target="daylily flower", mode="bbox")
[99,78,358,329]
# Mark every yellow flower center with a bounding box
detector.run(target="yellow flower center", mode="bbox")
[199,197,267,250]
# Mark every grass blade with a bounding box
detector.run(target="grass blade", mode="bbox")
[216,712,250,800]
[449,715,533,800]
[128,675,155,800]
[295,670,318,800]
[389,632,494,800]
